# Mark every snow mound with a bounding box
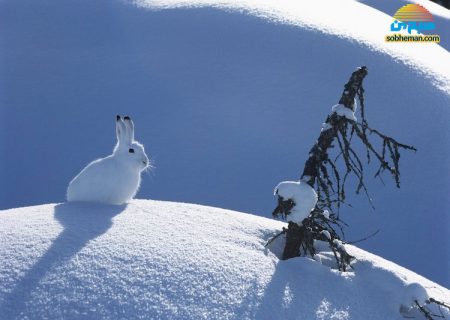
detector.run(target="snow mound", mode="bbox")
[274,181,318,224]
[400,283,429,310]
[0,200,448,319]
[133,0,450,93]
[2,0,449,286]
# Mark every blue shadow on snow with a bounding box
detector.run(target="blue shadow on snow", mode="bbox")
[0,202,126,319]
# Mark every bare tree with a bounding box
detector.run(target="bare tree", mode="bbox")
[271,66,416,271]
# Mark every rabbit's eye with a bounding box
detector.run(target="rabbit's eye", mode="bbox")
[129,148,135,153]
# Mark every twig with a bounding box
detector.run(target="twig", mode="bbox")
[415,300,434,320]
[265,228,287,247]
[346,229,380,244]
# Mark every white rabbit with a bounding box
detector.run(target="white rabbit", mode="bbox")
[67,115,150,205]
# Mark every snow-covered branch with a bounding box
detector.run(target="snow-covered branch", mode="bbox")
[271,66,416,270]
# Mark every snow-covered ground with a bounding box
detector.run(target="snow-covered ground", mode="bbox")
[135,0,450,90]
[1,0,449,288]
[0,200,448,319]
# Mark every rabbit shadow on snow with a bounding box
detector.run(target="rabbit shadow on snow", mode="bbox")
[0,115,150,318]
[0,202,127,319]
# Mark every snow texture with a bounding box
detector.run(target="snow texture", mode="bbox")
[1,0,449,287]
[331,104,357,122]
[135,0,450,92]
[274,181,318,224]
[0,200,448,320]
[66,117,150,205]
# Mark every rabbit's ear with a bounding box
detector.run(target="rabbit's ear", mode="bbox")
[124,116,135,143]
[116,115,128,145]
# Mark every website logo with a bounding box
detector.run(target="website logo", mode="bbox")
[385,4,440,43]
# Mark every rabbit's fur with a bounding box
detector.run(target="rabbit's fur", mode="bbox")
[67,115,149,205]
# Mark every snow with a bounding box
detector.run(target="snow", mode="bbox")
[400,283,429,310]
[0,200,448,319]
[321,123,332,132]
[333,239,344,249]
[320,230,331,240]
[331,104,357,122]
[134,0,450,92]
[274,181,318,224]
[1,0,449,287]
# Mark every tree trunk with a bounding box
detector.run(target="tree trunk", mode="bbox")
[282,66,368,260]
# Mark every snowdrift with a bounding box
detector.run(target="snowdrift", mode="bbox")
[0,200,448,319]
[1,0,449,286]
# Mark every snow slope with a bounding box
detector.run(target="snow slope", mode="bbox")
[0,200,449,319]
[1,0,449,286]
[135,0,450,91]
